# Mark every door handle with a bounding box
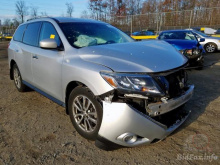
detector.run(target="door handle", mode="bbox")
[32,55,38,59]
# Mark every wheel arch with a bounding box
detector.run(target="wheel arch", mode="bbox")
[65,81,87,114]
[65,80,104,114]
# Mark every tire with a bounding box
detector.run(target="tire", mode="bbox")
[68,86,103,140]
[204,43,217,53]
[12,64,27,92]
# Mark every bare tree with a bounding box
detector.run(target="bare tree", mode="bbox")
[66,2,74,17]
[15,0,28,23]
[31,6,39,19]
[3,19,11,26]
[12,18,20,27]
[41,11,48,17]
[81,10,90,19]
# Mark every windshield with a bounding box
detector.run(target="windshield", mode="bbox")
[158,31,196,40]
[59,22,134,48]
[193,30,209,37]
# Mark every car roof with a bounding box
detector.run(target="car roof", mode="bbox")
[161,29,192,33]
[52,17,104,23]
[23,17,105,25]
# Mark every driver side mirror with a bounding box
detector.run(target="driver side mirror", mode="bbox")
[40,39,57,49]
[198,38,205,42]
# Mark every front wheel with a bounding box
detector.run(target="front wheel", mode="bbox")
[205,43,217,53]
[68,87,103,140]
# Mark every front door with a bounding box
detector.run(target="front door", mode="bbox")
[32,22,64,101]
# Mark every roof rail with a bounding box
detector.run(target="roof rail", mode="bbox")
[27,16,51,22]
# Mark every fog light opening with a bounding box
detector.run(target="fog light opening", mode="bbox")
[122,134,137,144]
[123,135,137,144]
[116,133,138,144]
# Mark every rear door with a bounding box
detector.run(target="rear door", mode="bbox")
[9,24,26,75]
[32,21,64,101]
[18,22,41,83]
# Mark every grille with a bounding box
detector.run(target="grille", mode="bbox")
[165,70,187,98]
[154,70,187,98]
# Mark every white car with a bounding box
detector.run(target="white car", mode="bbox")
[191,30,220,53]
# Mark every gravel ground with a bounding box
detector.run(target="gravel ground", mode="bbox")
[0,41,219,165]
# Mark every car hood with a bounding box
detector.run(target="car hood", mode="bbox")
[78,40,188,73]
[163,39,199,50]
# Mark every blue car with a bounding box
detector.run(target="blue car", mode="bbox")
[158,30,205,67]
[132,30,155,36]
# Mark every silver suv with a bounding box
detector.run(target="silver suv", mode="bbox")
[8,17,194,150]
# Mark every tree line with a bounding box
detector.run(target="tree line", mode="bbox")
[82,0,220,18]
[2,0,220,30]
[81,0,220,30]
[1,0,74,27]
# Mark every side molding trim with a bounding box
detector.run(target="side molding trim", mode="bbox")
[23,80,66,107]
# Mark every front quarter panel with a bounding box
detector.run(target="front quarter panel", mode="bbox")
[62,54,114,100]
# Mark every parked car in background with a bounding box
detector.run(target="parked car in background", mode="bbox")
[189,27,217,35]
[132,30,155,36]
[2,33,12,37]
[8,17,194,150]
[158,30,205,67]
[215,28,220,34]
[131,30,158,40]
[191,30,220,53]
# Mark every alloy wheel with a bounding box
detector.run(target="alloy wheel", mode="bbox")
[72,95,98,132]
[206,44,216,53]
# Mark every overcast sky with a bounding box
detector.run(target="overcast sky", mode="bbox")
[0,0,88,23]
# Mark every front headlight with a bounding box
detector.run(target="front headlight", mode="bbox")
[192,48,200,55]
[184,48,200,56]
[100,72,163,95]
[179,50,184,54]
[185,49,193,56]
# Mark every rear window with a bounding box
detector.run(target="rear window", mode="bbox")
[23,22,41,46]
[13,25,26,42]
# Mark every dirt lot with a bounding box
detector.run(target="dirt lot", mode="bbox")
[0,41,219,165]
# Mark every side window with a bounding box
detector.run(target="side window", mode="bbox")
[148,31,154,35]
[23,22,41,46]
[13,24,26,42]
[39,22,61,47]
[141,32,145,36]
[136,32,142,36]
[196,34,201,39]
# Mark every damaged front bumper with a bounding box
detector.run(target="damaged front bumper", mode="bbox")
[97,85,194,147]
[147,85,194,116]
[186,53,204,66]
